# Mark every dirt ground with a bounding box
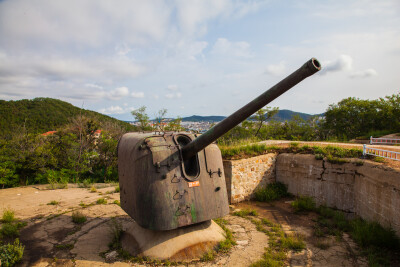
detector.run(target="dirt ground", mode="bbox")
[0,185,372,267]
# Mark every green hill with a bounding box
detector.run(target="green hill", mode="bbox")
[0,97,135,137]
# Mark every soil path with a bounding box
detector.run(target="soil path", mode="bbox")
[0,186,367,266]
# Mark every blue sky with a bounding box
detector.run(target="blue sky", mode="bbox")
[0,0,399,120]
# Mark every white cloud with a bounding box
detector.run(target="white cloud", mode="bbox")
[108,87,129,100]
[265,61,286,76]
[211,38,252,58]
[131,91,145,98]
[167,85,178,91]
[349,68,378,78]
[98,105,135,115]
[321,55,353,75]
[165,92,182,99]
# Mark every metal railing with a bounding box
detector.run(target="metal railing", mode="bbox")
[363,144,400,161]
[370,136,400,145]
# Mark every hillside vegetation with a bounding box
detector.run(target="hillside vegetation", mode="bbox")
[0,98,135,137]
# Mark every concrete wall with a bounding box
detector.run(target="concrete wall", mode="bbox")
[276,153,400,236]
[223,153,277,203]
[223,153,400,236]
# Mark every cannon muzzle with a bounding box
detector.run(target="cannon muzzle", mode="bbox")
[181,58,321,161]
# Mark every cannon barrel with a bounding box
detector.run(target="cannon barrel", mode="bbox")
[182,58,321,161]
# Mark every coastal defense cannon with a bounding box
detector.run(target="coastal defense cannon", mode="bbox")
[118,58,321,230]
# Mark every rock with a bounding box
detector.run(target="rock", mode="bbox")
[105,250,118,262]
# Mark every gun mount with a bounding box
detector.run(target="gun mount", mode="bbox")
[118,58,321,230]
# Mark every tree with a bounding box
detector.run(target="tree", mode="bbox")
[165,117,185,132]
[155,108,168,131]
[131,106,150,131]
[254,107,279,136]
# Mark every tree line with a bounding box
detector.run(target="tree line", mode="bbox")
[0,93,399,188]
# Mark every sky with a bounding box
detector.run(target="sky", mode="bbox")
[0,0,399,121]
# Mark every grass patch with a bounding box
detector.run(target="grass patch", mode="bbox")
[213,218,236,253]
[1,209,15,223]
[96,198,107,204]
[373,156,385,163]
[0,238,24,267]
[47,200,59,205]
[200,250,215,262]
[326,155,349,164]
[114,185,120,193]
[312,205,400,266]
[112,200,120,206]
[71,211,87,224]
[233,209,258,217]
[281,233,305,251]
[291,196,316,212]
[249,217,305,267]
[90,186,97,193]
[220,143,362,160]
[254,182,289,202]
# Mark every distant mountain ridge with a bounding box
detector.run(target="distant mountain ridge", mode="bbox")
[181,110,322,122]
[0,98,135,137]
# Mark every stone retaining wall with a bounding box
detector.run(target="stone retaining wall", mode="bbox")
[223,153,277,203]
[223,153,400,236]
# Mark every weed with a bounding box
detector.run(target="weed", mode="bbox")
[47,200,59,205]
[200,250,215,261]
[281,234,305,251]
[1,209,15,223]
[326,155,349,164]
[214,218,236,253]
[373,156,385,163]
[355,160,364,166]
[0,239,24,267]
[315,154,324,160]
[0,223,19,238]
[290,142,299,149]
[112,200,120,206]
[96,198,107,204]
[254,182,289,202]
[291,196,316,212]
[108,218,123,250]
[71,211,87,224]
[114,185,120,193]
[90,186,97,193]
[350,218,399,249]
[233,209,258,217]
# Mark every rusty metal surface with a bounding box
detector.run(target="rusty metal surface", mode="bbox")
[118,132,229,230]
[181,58,321,160]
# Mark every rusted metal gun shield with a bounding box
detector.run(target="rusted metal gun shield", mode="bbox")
[118,132,229,231]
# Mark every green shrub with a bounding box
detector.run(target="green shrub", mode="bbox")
[281,234,305,251]
[0,223,19,238]
[315,154,324,160]
[200,250,215,261]
[71,211,87,224]
[47,200,59,205]
[291,196,316,212]
[350,218,399,249]
[0,239,24,267]
[96,198,107,204]
[90,186,97,193]
[373,157,385,163]
[114,185,120,193]
[233,209,258,217]
[254,182,289,202]
[1,209,15,223]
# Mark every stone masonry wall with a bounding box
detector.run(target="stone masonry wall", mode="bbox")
[276,153,400,236]
[223,153,277,203]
